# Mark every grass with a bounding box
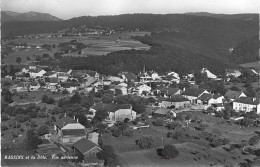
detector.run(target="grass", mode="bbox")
[240,61,260,70]
[12,89,69,104]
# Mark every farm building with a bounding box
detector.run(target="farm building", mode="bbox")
[54,116,87,143]
[160,95,191,109]
[72,138,103,165]
[181,88,209,104]
[233,97,260,114]
[224,90,247,101]
[153,108,176,117]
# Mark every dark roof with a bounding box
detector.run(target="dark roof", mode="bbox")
[53,67,70,73]
[181,88,206,97]
[163,95,189,102]
[17,83,26,87]
[198,93,212,101]
[91,103,132,113]
[44,71,56,76]
[62,129,86,136]
[49,78,58,83]
[159,87,180,96]
[162,75,178,81]
[55,116,76,129]
[233,97,260,105]
[86,70,97,77]
[225,91,244,99]
[60,82,78,88]
[211,103,224,107]
[29,81,39,86]
[119,72,138,82]
[72,138,101,154]
[154,108,172,115]
[28,68,43,73]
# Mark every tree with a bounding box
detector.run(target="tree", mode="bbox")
[2,88,13,103]
[153,118,164,126]
[42,95,49,103]
[27,56,31,60]
[37,125,49,136]
[96,123,107,135]
[96,145,117,166]
[118,123,128,133]
[25,129,42,150]
[16,57,22,64]
[102,93,114,103]
[70,92,81,104]
[137,136,155,149]
[248,136,260,146]
[161,144,179,159]
[167,121,182,130]
[230,86,240,91]
[94,109,108,121]
[113,129,121,137]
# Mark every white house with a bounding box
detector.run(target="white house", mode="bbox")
[28,81,40,91]
[198,93,224,105]
[201,68,217,79]
[109,104,136,122]
[225,69,241,78]
[106,76,124,83]
[233,97,260,114]
[57,72,70,82]
[225,90,247,101]
[136,84,152,95]
[182,88,209,104]
[160,95,191,109]
[28,68,46,78]
[54,116,86,143]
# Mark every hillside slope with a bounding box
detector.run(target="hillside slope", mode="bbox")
[1,11,62,22]
[229,35,259,64]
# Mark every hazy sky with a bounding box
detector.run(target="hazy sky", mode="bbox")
[2,0,260,19]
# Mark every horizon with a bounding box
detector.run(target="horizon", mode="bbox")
[2,0,260,20]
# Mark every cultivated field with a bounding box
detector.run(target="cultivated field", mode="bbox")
[240,61,260,70]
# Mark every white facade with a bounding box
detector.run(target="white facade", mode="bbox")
[29,69,46,78]
[137,84,151,95]
[233,101,260,114]
[208,96,224,105]
[109,109,136,122]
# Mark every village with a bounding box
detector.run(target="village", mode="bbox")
[1,58,260,166]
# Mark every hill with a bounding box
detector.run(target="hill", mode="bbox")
[1,11,62,22]
[228,35,260,64]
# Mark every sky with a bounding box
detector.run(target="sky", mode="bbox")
[2,0,260,20]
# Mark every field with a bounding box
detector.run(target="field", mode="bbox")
[103,110,259,167]
[12,89,70,104]
[240,61,260,70]
[2,48,56,65]
[2,31,151,64]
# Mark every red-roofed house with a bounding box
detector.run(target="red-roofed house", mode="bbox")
[72,138,103,165]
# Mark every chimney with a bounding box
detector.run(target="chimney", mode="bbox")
[253,97,256,101]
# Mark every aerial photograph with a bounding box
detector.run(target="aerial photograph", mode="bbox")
[1,0,260,166]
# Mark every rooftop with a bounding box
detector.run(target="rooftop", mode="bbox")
[72,138,101,154]
[182,88,206,97]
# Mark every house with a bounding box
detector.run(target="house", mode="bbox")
[118,72,138,83]
[5,75,13,80]
[106,76,124,83]
[45,78,59,91]
[85,70,99,80]
[198,93,224,105]
[225,69,241,78]
[224,90,247,101]
[167,71,180,79]
[153,108,176,117]
[181,88,209,104]
[233,97,260,114]
[54,116,86,143]
[60,82,78,93]
[72,138,103,165]
[16,82,28,92]
[136,84,151,95]
[156,87,181,98]
[110,85,128,95]
[57,72,70,82]
[160,95,191,109]
[43,71,57,78]
[201,68,217,79]
[109,104,136,122]
[211,103,225,111]
[28,81,40,91]
[28,68,46,78]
